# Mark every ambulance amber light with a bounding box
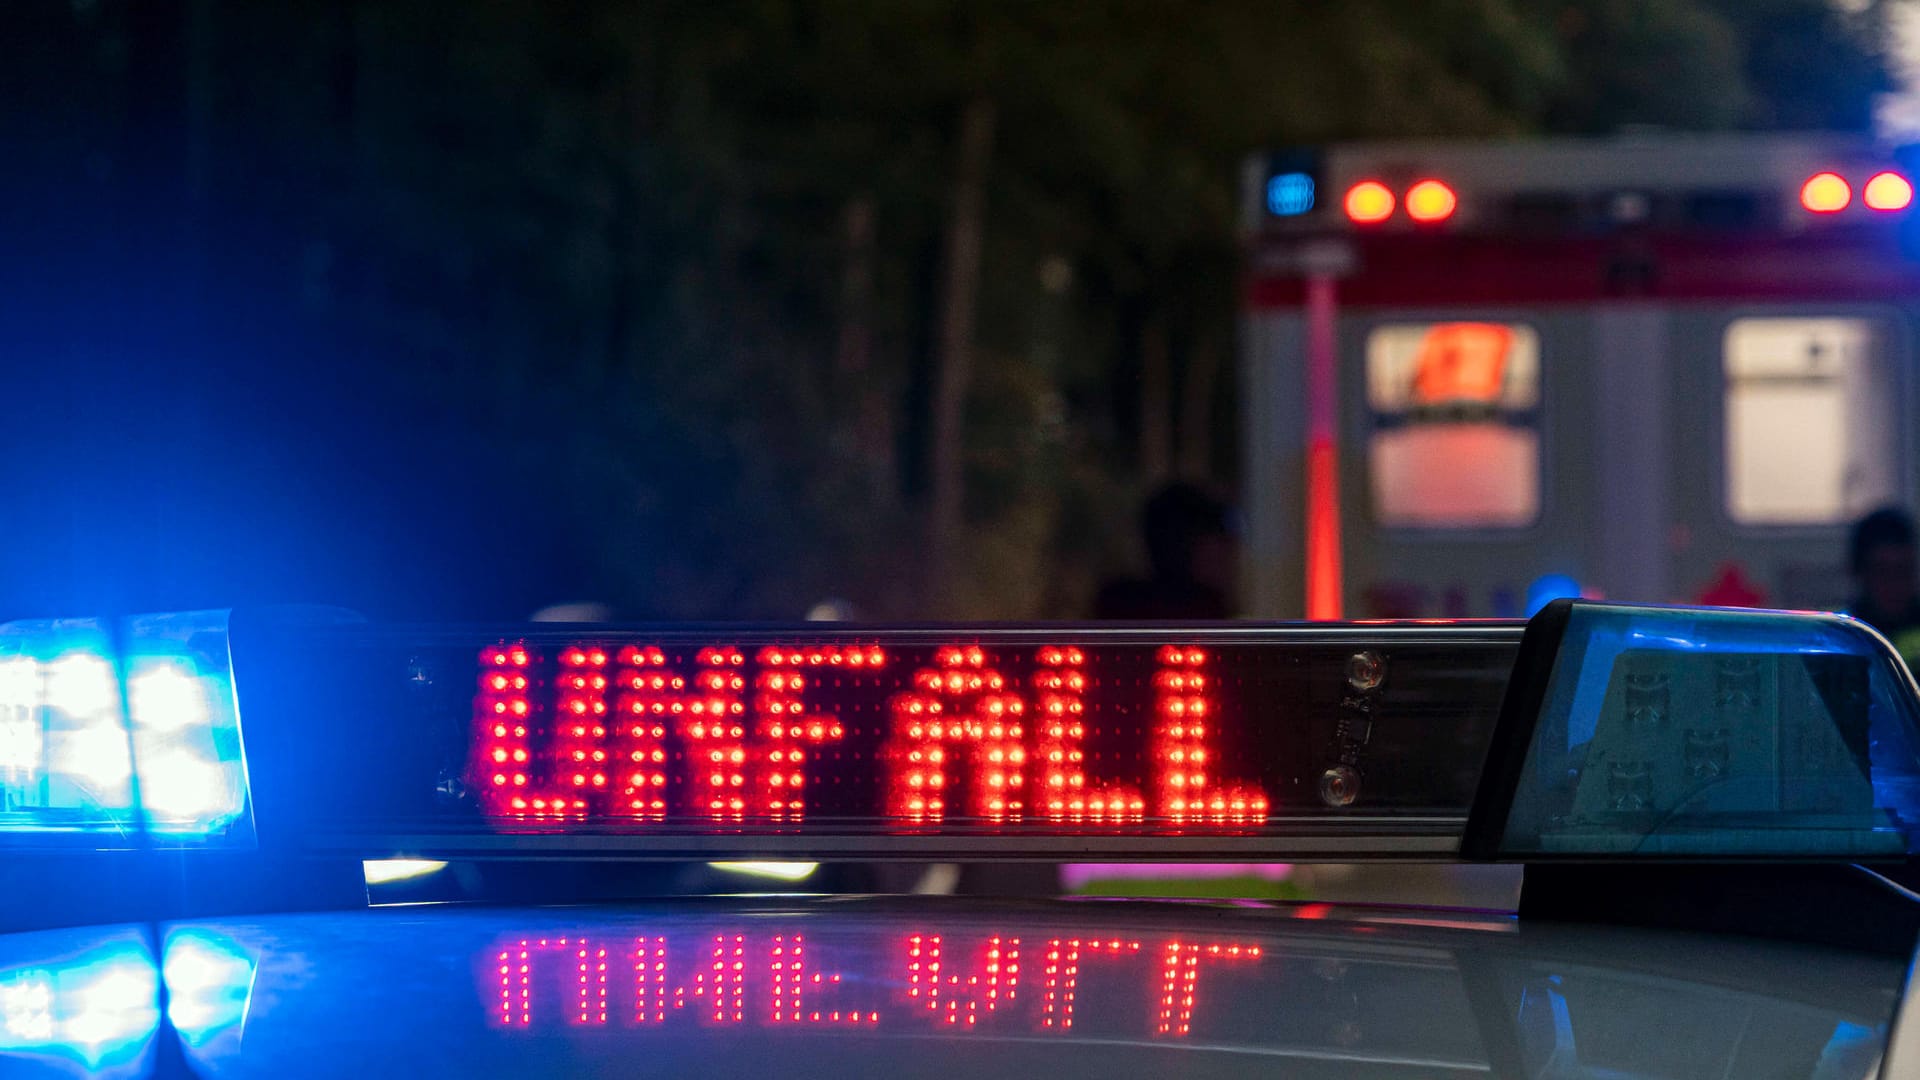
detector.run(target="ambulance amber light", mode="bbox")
[1465,601,1920,859]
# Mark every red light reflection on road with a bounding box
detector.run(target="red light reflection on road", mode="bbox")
[1158,941,1260,1035]
[907,934,1019,1027]
[636,936,667,1023]
[770,933,852,1024]
[488,929,1259,1038]
[1041,937,1139,1031]
[578,942,609,1024]
[693,934,748,1023]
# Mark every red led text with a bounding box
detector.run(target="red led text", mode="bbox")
[473,641,1266,823]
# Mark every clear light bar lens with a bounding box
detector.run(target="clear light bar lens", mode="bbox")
[1489,603,1920,857]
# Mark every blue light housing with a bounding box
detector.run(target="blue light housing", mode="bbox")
[1266,171,1316,216]
[1469,601,1920,858]
[0,611,252,845]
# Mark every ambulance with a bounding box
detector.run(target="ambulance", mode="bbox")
[1239,134,1920,619]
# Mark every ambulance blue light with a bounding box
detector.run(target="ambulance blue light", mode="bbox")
[1472,602,1920,858]
[1267,171,1316,216]
[0,612,252,845]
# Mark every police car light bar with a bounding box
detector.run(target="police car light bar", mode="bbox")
[5,602,1916,862]
[236,619,1521,860]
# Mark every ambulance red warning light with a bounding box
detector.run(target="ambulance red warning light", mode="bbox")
[1343,181,1395,224]
[1865,171,1913,212]
[1800,171,1852,213]
[1404,179,1457,223]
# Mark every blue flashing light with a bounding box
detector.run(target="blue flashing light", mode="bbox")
[1266,171,1316,217]
[0,612,252,845]
[160,929,257,1048]
[1524,574,1581,617]
[128,663,211,734]
[1487,603,1920,857]
[0,929,255,1074]
[0,941,158,1073]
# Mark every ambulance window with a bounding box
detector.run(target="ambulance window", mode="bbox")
[1724,318,1900,525]
[1367,322,1541,528]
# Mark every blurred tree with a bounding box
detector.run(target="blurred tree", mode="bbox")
[1536,0,1897,132]
[1708,0,1899,131]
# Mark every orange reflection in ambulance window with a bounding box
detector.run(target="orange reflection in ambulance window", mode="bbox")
[1410,323,1514,405]
[1366,321,1541,529]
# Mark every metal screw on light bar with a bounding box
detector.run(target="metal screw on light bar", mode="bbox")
[435,774,469,804]
[1319,765,1360,807]
[1321,651,1384,807]
[407,658,435,687]
[1346,651,1384,692]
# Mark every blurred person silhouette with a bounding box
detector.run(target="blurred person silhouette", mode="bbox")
[1848,506,1920,665]
[1094,482,1237,620]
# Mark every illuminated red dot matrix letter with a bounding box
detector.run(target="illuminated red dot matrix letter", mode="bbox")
[1033,646,1142,821]
[1153,646,1267,823]
[614,646,680,819]
[635,936,668,1023]
[551,645,612,816]
[887,646,1026,820]
[755,645,869,819]
[906,934,1019,1029]
[1039,937,1140,1031]
[684,648,749,818]
[1156,941,1261,1037]
[474,644,540,817]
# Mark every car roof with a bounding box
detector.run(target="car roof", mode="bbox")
[0,897,1901,1079]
